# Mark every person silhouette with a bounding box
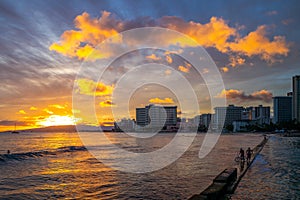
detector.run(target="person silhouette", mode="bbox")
[240,159,245,171]
[246,147,253,163]
[239,148,245,161]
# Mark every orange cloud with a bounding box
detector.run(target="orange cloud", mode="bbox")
[202,68,209,74]
[75,44,111,61]
[229,55,245,67]
[178,61,192,73]
[149,97,174,104]
[49,104,65,109]
[161,17,289,62]
[99,100,116,107]
[165,54,173,64]
[217,89,273,103]
[43,108,54,114]
[72,109,81,114]
[161,16,236,53]
[164,69,172,75]
[251,90,273,102]
[146,53,161,61]
[76,78,114,96]
[18,110,26,114]
[221,67,229,73]
[178,65,189,73]
[30,106,38,111]
[50,12,290,63]
[229,26,289,62]
[49,11,120,61]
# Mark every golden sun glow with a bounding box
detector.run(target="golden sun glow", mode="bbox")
[37,115,76,127]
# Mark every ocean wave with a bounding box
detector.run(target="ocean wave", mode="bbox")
[0,146,87,162]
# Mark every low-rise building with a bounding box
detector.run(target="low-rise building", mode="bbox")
[233,120,251,132]
[114,118,135,132]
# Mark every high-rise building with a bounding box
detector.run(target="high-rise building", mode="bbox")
[273,96,292,124]
[198,114,212,128]
[292,75,300,122]
[241,107,254,120]
[254,105,271,125]
[136,104,177,128]
[161,106,177,126]
[136,108,148,126]
[214,105,244,128]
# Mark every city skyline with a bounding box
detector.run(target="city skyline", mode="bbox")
[1,0,300,131]
[1,2,299,200]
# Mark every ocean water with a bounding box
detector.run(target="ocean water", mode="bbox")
[0,132,297,199]
[232,135,300,200]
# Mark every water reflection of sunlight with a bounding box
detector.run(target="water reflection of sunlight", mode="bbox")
[40,132,83,150]
[39,151,118,199]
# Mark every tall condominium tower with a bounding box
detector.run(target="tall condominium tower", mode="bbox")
[292,75,300,122]
[273,96,292,124]
[136,104,177,128]
[214,105,244,128]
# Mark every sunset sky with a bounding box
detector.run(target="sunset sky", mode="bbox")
[0,0,299,131]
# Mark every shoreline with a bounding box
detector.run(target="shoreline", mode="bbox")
[188,136,269,200]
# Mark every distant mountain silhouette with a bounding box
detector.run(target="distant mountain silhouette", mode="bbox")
[26,125,77,132]
[4,125,114,133]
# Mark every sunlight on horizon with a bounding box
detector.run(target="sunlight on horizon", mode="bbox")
[37,115,77,127]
